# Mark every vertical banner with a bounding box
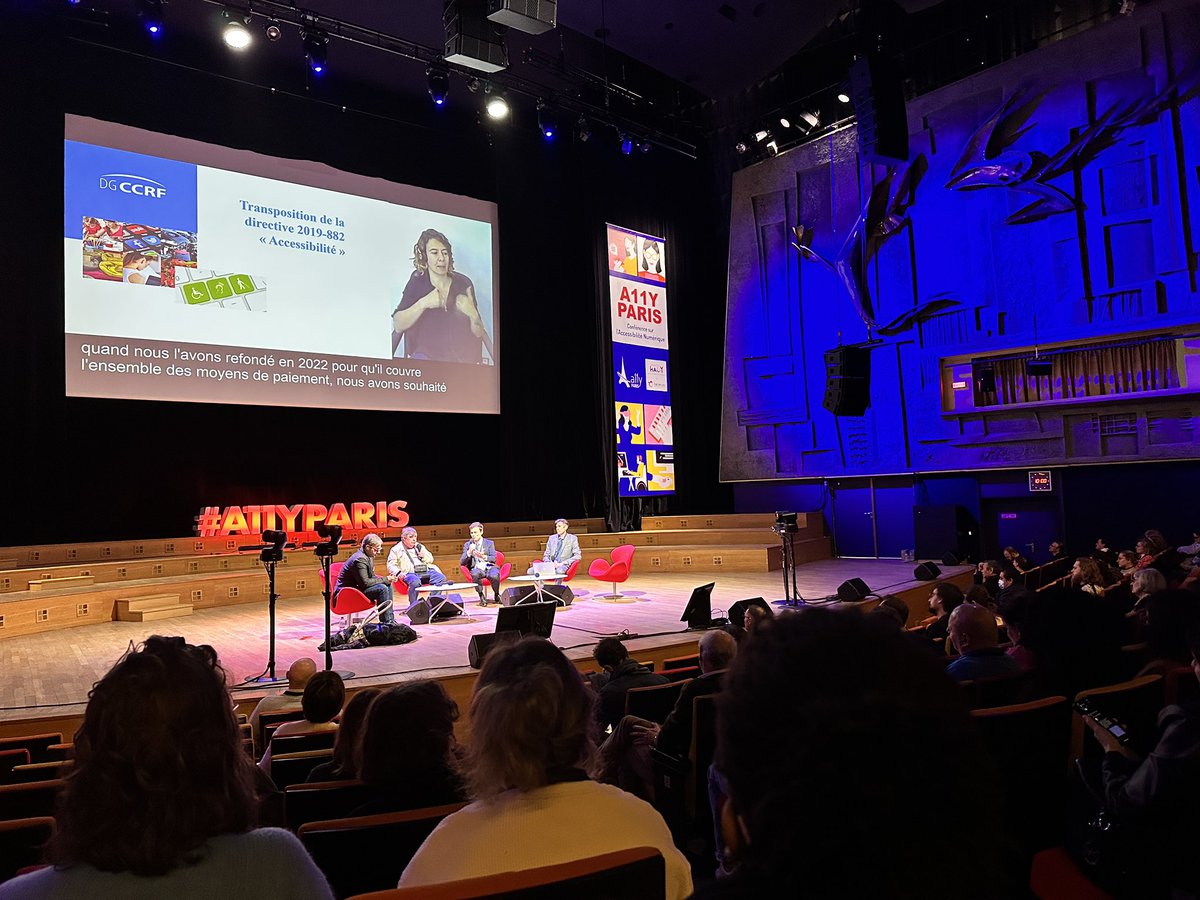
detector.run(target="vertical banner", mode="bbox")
[606,224,675,496]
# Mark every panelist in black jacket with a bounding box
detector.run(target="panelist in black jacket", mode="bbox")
[335,534,397,624]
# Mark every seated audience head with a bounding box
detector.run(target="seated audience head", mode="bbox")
[285,656,317,691]
[1144,530,1169,555]
[465,637,596,800]
[743,602,772,633]
[929,581,965,618]
[997,566,1020,591]
[1049,540,1065,556]
[1118,549,1138,571]
[328,687,380,777]
[1132,567,1167,599]
[698,628,737,672]
[998,589,1032,644]
[949,603,1000,655]
[301,670,345,724]
[981,559,1000,576]
[714,609,999,895]
[965,584,993,608]
[1002,546,1019,560]
[1071,556,1107,588]
[592,636,629,671]
[359,681,458,788]
[871,594,910,629]
[1095,537,1110,551]
[51,635,256,875]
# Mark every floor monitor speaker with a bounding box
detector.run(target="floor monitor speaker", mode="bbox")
[468,630,520,669]
[405,599,431,625]
[913,562,941,580]
[836,578,871,602]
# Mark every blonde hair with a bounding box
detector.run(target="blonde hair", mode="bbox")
[463,638,596,800]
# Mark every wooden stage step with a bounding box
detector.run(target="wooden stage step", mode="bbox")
[28,574,95,591]
[115,594,193,622]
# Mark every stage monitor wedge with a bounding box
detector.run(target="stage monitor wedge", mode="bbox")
[680,582,716,630]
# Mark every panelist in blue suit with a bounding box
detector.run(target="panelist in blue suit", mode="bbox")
[460,521,501,607]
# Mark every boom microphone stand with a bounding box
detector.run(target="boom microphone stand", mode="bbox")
[314,523,351,678]
[245,530,289,685]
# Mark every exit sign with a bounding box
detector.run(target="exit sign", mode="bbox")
[1028,470,1052,492]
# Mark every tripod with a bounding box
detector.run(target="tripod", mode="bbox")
[313,523,351,679]
[774,522,802,607]
[246,534,288,685]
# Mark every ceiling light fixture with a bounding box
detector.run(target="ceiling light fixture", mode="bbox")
[137,0,163,35]
[302,30,328,75]
[536,100,557,139]
[485,93,510,119]
[426,62,450,106]
[222,14,253,50]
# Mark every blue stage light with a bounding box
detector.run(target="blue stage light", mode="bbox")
[303,31,328,76]
[138,0,163,35]
[427,63,450,106]
[537,101,557,140]
[620,133,633,155]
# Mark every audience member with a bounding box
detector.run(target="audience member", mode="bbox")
[997,588,1037,672]
[1003,546,1032,572]
[399,637,692,899]
[698,609,1003,898]
[1178,530,1200,568]
[1092,537,1116,567]
[742,602,772,635]
[946,604,1023,682]
[351,681,465,816]
[1024,586,1125,699]
[974,560,1001,597]
[1070,556,1109,594]
[1135,538,1158,570]
[0,636,332,899]
[1137,590,1196,678]
[307,688,380,783]
[259,670,344,779]
[995,566,1030,608]
[596,630,737,799]
[870,594,910,629]
[922,581,965,653]
[1078,604,1200,897]
[1130,567,1167,616]
[591,637,668,729]
[248,657,315,756]
[1047,540,1067,562]
[964,583,995,612]
[1117,549,1138,580]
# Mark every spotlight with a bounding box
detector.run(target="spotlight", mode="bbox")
[537,100,556,139]
[796,110,820,133]
[780,117,791,129]
[619,133,634,155]
[426,62,450,106]
[639,140,652,154]
[837,91,851,103]
[765,140,779,157]
[577,115,592,142]
[137,0,163,35]
[223,16,253,50]
[485,93,510,119]
[302,30,328,75]
[265,21,282,41]
[734,141,748,154]
[753,129,770,143]
[466,76,482,93]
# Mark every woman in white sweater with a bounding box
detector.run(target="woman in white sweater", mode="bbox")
[399,637,692,899]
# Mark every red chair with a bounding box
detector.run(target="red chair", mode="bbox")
[589,545,635,600]
[318,562,391,630]
[559,558,581,583]
[459,551,511,603]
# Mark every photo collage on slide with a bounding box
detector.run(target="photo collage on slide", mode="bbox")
[82,216,197,288]
[608,224,674,497]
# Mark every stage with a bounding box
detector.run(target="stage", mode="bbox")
[0,558,972,736]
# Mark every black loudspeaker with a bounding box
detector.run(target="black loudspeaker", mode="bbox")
[405,599,431,625]
[942,552,961,566]
[468,630,520,669]
[913,562,941,580]
[822,346,871,416]
[848,53,909,164]
[836,578,871,602]
[542,584,574,606]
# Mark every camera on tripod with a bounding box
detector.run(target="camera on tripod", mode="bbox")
[260,529,288,563]
[772,510,799,535]
[314,522,343,558]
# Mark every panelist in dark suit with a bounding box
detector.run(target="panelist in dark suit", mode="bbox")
[335,534,397,624]
[542,518,582,575]
[460,521,501,607]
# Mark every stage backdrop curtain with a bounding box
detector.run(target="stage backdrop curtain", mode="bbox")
[987,338,1180,407]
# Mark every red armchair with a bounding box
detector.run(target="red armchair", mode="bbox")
[318,562,392,629]
[588,545,635,600]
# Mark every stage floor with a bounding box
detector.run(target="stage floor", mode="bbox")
[0,559,967,726]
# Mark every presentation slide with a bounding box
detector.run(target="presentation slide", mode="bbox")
[64,115,500,414]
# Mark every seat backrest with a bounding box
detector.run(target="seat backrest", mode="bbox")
[1072,674,1164,761]
[662,654,700,671]
[260,710,308,745]
[625,679,687,725]
[961,670,1034,709]
[299,802,466,899]
[373,846,666,899]
[606,561,630,583]
[662,666,701,683]
[319,561,346,590]
[285,779,373,832]
[0,816,55,884]
[687,695,720,820]
[973,696,1072,851]
[0,780,65,822]
[611,544,636,566]
[0,734,64,766]
[0,749,31,783]
[270,749,335,791]
[1165,664,1199,706]
[496,551,506,566]
[9,761,72,784]
[270,730,338,757]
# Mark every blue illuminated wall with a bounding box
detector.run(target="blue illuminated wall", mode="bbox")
[720,1,1200,482]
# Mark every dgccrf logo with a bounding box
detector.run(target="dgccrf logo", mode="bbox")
[98,173,167,199]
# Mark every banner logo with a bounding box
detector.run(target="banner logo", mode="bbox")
[98,173,168,199]
[195,500,409,536]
